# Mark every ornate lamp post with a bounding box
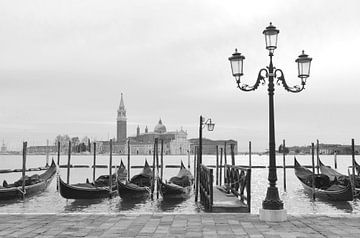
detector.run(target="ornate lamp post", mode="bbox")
[228,23,312,221]
[195,115,215,202]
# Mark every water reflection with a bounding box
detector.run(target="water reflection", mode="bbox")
[63,199,104,212]
[295,188,353,213]
[117,196,149,211]
[0,198,23,207]
[157,197,187,212]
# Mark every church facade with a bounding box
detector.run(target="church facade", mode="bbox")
[128,119,190,155]
[96,94,190,155]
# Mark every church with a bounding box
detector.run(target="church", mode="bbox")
[96,94,190,155]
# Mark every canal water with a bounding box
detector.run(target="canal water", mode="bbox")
[0,154,359,214]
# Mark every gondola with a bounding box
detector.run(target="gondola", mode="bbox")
[158,161,194,199]
[318,159,360,196]
[58,173,117,199]
[0,160,57,200]
[354,159,360,176]
[294,158,353,201]
[117,160,153,199]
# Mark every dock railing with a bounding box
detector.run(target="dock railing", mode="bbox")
[224,164,251,213]
[199,164,213,211]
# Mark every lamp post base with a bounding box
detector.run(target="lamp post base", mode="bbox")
[259,208,287,222]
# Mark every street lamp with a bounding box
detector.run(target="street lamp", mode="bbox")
[195,115,215,202]
[228,23,312,221]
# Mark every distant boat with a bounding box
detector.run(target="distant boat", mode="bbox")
[158,161,194,199]
[117,160,153,199]
[294,158,353,201]
[58,173,117,199]
[0,160,57,200]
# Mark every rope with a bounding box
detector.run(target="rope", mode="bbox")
[17,187,26,195]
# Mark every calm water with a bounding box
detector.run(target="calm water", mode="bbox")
[0,154,359,215]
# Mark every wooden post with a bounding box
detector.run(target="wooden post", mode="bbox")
[216,145,219,186]
[311,142,315,200]
[230,144,235,166]
[151,139,156,200]
[224,142,227,166]
[161,139,164,180]
[219,147,223,186]
[316,139,320,174]
[22,141,27,199]
[249,141,252,168]
[46,139,49,167]
[156,139,160,199]
[187,149,190,169]
[283,139,286,192]
[93,142,96,183]
[67,141,71,184]
[127,139,130,181]
[56,140,60,191]
[209,169,213,212]
[352,139,356,197]
[57,141,60,166]
[334,150,337,169]
[109,139,113,196]
[194,146,198,202]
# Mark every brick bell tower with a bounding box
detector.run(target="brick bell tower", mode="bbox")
[117,93,127,143]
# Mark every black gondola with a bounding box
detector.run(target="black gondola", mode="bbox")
[0,160,57,200]
[318,159,360,196]
[117,160,153,199]
[158,161,194,199]
[58,173,117,199]
[294,158,353,201]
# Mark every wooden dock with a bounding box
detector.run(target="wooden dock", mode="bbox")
[212,186,249,213]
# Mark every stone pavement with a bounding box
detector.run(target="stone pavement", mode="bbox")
[0,213,359,237]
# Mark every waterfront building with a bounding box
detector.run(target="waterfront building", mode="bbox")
[128,120,190,155]
[189,138,238,155]
[97,94,190,155]
[1,141,6,153]
[117,93,127,143]
[27,145,56,154]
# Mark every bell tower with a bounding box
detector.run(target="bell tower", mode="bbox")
[117,93,127,143]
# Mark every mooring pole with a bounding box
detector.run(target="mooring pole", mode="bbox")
[67,141,71,184]
[224,142,227,166]
[352,139,356,197]
[156,138,159,199]
[219,147,223,186]
[283,139,286,192]
[57,141,60,166]
[46,139,49,167]
[151,139,156,200]
[216,145,219,186]
[109,139,113,196]
[231,143,235,166]
[187,149,190,169]
[249,141,252,168]
[311,142,315,200]
[93,142,96,184]
[194,146,198,202]
[22,141,27,199]
[161,139,164,180]
[334,150,337,169]
[127,139,130,181]
[316,139,320,174]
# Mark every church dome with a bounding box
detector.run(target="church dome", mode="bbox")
[154,119,166,133]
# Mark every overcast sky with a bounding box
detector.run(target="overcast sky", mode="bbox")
[1,0,360,151]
